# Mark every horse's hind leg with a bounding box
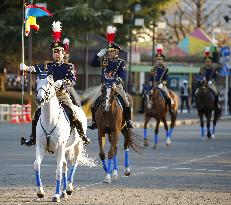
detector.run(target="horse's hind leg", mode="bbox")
[162,118,171,146]
[34,145,45,198]
[169,111,177,138]
[153,120,160,149]
[98,130,107,173]
[122,128,131,176]
[52,146,66,202]
[143,115,150,146]
[212,110,219,139]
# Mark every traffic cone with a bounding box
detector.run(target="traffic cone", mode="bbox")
[20,105,28,123]
[25,104,32,122]
[10,104,19,123]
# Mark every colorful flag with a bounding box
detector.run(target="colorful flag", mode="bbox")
[25,4,52,36]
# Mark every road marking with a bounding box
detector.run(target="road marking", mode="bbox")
[208,169,224,172]
[194,169,207,171]
[174,167,191,170]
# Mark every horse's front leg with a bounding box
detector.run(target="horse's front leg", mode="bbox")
[143,115,151,146]
[34,145,45,198]
[98,129,107,173]
[153,120,160,149]
[111,145,118,181]
[206,112,212,139]
[61,159,68,199]
[104,131,118,183]
[52,145,65,203]
[198,111,205,140]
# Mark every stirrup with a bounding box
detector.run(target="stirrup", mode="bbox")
[82,136,91,145]
[21,135,36,147]
[88,121,97,130]
[126,120,134,129]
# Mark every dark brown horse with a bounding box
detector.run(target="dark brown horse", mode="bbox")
[196,82,221,140]
[95,82,141,183]
[143,86,178,148]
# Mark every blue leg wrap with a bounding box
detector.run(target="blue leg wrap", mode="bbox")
[55,179,61,195]
[154,134,158,144]
[113,155,118,171]
[35,170,42,187]
[200,127,205,137]
[101,159,107,173]
[207,127,211,134]
[62,173,67,191]
[212,126,215,134]
[166,130,169,138]
[168,128,173,138]
[144,128,147,140]
[107,159,112,175]
[68,165,77,183]
[124,149,129,168]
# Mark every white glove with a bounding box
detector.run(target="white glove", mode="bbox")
[54,80,63,88]
[97,48,107,57]
[208,80,212,85]
[20,63,28,71]
[158,83,163,89]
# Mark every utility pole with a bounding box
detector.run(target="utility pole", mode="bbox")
[28,0,33,96]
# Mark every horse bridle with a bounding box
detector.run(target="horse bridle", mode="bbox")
[36,80,56,103]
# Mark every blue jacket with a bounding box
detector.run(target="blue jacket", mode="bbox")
[91,54,126,85]
[34,61,76,86]
[149,65,168,84]
[199,66,217,82]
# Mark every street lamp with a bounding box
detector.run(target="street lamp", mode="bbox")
[128,3,144,92]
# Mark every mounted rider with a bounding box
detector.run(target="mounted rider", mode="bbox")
[20,21,90,146]
[88,26,134,129]
[149,44,174,114]
[195,47,221,109]
[63,37,81,107]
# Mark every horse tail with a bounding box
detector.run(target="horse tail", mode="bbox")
[122,127,143,154]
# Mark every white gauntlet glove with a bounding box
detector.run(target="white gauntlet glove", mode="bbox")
[158,83,163,89]
[97,48,107,57]
[20,63,28,71]
[54,80,63,88]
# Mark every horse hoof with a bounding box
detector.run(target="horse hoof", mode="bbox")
[66,183,73,195]
[61,192,68,199]
[211,134,215,139]
[144,140,148,147]
[52,195,61,203]
[37,193,45,198]
[166,138,172,146]
[103,174,111,183]
[124,167,131,176]
[153,144,157,149]
[207,133,211,139]
[111,170,118,181]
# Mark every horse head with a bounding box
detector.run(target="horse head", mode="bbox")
[101,79,117,112]
[36,72,56,106]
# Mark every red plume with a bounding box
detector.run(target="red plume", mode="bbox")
[156,44,163,54]
[107,26,117,44]
[52,21,62,42]
[204,47,210,57]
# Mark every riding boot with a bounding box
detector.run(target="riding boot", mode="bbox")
[166,98,174,115]
[21,108,41,146]
[125,107,134,129]
[73,120,91,145]
[88,107,97,130]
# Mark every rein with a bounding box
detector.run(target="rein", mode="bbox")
[39,104,62,154]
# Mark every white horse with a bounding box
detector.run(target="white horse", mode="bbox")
[34,74,96,202]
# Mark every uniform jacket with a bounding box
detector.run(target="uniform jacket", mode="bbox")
[199,66,217,82]
[91,54,126,85]
[149,65,169,84]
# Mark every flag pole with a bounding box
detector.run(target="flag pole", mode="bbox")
[20,0,25,142]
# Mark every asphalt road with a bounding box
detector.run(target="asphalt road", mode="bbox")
[0,120,231,204]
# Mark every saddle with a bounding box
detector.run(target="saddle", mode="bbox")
[94,93,125,112]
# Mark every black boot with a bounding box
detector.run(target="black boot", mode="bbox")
[21,109,40,147]
[125,107,134,129]
[166,98,174,115]
[73,120,91,145]
[88,107,97,130]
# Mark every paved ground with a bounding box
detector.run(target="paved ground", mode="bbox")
[0,120,230,204]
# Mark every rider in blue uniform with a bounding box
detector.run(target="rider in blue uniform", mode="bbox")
[88,40,134,129]
[20,23,90,146]
[195,47,220,109]
[149,44,174,114]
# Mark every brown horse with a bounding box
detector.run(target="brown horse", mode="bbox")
[143,85,178,148]
[95,82,141,183]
